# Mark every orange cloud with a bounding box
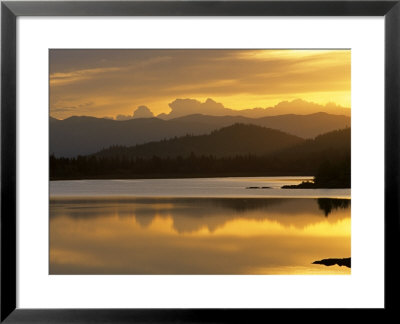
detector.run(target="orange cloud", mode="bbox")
[49,49,350,119]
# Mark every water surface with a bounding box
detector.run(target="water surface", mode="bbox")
[50,177,350,198]
[50,196,351,274]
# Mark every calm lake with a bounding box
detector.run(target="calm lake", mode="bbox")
[50,177,351,274]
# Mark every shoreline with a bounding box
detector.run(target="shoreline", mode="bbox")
[49,173,315,181]
[49,194,352,201]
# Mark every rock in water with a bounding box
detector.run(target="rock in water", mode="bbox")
[312,257,351,268]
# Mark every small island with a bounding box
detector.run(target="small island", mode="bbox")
[246,186,271,189]
[312,257,351,268]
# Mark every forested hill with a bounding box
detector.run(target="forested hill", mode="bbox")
[94,124,304,159]
[50,127,350,180]
[277,128,350,158]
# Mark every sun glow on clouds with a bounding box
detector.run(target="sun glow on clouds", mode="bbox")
[49,49,350,119]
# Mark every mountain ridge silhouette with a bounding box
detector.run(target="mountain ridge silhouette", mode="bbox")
[50,112,350,157]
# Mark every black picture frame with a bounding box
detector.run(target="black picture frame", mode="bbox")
[1,0,399,322]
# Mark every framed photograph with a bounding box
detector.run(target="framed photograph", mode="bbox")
[1,0,399,322]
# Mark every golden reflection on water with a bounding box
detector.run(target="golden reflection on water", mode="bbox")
[50,198,351,274]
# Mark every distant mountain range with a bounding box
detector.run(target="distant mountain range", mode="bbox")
[157,98,351,119]
[50,112,350,157]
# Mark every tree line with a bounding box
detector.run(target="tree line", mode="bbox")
[50,150,350,182]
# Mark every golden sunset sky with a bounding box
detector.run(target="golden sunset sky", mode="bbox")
[49,49,351,119]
